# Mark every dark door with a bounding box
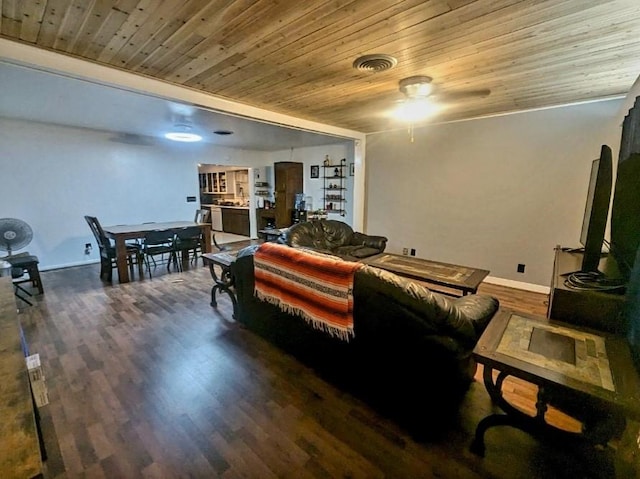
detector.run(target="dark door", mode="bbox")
[274,162,303,228]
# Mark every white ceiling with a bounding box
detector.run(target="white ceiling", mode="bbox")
[0,61,352,151]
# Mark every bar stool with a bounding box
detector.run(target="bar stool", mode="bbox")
[7,255,43,305]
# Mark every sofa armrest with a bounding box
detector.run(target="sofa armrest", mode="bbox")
[451,295,500,339]
[351,232,388,251]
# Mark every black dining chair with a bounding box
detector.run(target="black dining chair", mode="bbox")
[173,226,205,269]
[142,229,178,279]
[84,215,142,281]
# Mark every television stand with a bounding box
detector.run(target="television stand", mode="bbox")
[548,246,626,334]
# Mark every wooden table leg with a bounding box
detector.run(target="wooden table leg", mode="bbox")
[202,224,212,254]
[114,237,130,283]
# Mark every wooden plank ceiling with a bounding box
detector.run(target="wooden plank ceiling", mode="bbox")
[2,0,640,133]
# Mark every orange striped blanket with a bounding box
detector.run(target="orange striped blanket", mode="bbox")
[254,243,362,341]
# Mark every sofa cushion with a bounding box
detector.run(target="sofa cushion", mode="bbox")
[320,220,354,249]
[353,265,497,349]
[282,220,386,259]
[335,245,381,259]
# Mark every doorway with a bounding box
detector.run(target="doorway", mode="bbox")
[197,164,254,245]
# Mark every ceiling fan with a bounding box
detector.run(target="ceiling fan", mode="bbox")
[394,75,491,140]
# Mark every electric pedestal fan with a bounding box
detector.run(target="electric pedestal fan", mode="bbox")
[0,218,38,305]
[0,218,34,256]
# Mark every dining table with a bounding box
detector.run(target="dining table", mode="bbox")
[102,221,212,283]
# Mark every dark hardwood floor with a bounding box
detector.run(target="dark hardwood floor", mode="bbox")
[16,249,617,478]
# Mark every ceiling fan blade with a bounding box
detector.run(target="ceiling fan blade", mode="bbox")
[434,89,491,102]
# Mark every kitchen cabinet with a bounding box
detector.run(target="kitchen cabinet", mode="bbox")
[256,208,276,230]
[221,208,250,236]
[274,162,303,228]
[199,172,229,193]
[234,170,249,198]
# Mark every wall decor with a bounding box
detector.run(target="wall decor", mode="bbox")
[310,165,319,178]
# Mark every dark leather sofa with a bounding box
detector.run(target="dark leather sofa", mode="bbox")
[231,245,499,436]
[279,220,387,260]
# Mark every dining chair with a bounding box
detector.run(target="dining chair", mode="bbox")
[173,226,204,270]
[84,215,143,281]
[194,208,210,223]
[142,229,178,279]
[213,234,230,252]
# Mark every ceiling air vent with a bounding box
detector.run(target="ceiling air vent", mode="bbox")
[352,54,397,73]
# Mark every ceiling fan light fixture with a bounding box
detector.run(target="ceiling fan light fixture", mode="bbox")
[399,76,434,98]
[164,124,202,142]
[394,98,438,123]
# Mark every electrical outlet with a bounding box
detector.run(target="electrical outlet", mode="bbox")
[410,248,416,256]
[402,248,409,255]
[517,263,525,273]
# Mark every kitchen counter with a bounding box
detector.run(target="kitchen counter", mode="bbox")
[201,204,249,209]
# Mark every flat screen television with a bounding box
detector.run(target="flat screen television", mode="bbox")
[626,244,640,373]
[579,145,613,274]
[610,152,640,280]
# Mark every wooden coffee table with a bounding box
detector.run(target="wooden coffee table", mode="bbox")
[470,309,640,473]
[362,253,489,296]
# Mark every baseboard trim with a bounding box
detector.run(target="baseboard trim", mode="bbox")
[39,259,100,271]
[39,264,551,295]
[484,276,550,295]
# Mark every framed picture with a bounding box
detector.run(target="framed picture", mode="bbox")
[310,165,319,178]
[349,162,355,176]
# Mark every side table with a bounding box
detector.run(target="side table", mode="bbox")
[202,252,238,319]
[470,309,640,475]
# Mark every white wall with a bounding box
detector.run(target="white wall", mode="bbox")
[0,118,356,270]
[3,97,624,287]
[269,144,355,224]
[0,118,269,269]
[365,99,623,288]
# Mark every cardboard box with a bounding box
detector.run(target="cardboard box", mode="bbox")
[26,353,44,382]
[30,379,49,407]
[26,353,49,407]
